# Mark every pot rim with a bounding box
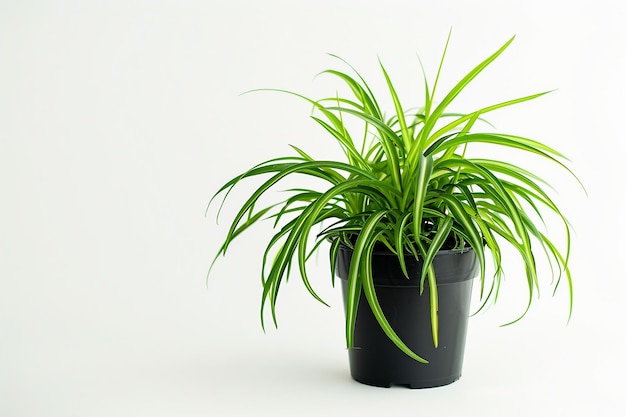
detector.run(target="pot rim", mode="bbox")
[337,240,474,258]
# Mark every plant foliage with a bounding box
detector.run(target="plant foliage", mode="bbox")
[208,34,581,363]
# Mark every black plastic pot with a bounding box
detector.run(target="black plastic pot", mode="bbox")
[336,244,478,388]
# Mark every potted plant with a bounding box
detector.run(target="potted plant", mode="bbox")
[208,34,581,388]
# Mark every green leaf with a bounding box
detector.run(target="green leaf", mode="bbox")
[426,91,552,146]
[418,36,516,150]
[379,61,412,151]
[410,153,434,239]
[416,215,453,348]
[349,212,429,363]
[437,193,486,288]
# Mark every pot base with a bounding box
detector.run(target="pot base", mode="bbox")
[352,374,460,389]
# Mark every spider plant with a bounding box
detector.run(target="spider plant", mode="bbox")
[208,34,581,363]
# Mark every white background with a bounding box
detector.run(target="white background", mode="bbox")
[1,0,624,416]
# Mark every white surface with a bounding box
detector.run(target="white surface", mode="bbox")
[1,1,624,416]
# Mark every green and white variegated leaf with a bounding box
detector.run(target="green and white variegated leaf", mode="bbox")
[209,34,582,361]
